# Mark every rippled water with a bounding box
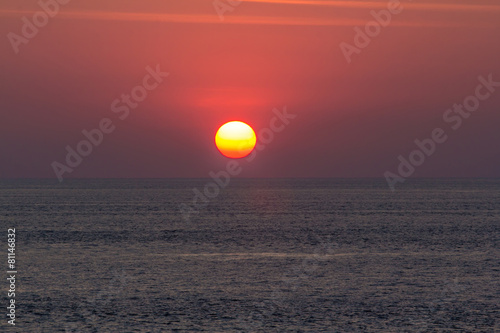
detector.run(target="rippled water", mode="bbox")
[1,179,498,332]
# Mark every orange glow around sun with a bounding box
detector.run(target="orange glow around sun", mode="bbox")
[215,121,257,158]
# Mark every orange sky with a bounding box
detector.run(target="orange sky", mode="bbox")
[1,0,499,178]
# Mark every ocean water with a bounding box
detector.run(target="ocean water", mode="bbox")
[0,178,498,332]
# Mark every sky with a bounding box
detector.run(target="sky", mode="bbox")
[1,0,499,179]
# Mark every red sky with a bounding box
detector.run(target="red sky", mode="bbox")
[1,0,499,179]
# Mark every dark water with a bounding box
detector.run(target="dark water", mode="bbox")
[1,179,498,332]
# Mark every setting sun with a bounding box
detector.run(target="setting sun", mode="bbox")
[215,121,257,159]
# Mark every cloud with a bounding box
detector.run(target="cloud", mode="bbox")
[240,0,500,12]
[1,0,498,27]
[0,9,468,27]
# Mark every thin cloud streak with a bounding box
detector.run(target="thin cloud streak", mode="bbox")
[241,0,500,12]
[0,10,468,27]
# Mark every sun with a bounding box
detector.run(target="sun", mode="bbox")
[215,121,257,158]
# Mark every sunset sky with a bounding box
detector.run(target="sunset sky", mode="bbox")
[1,0,499,179]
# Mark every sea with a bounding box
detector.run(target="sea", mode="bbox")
[0,178,498,332]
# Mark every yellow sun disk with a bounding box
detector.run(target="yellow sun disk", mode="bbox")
[215,121,257,158]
